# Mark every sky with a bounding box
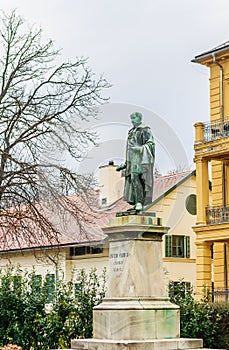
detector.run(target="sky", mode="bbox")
[1,0,229,174]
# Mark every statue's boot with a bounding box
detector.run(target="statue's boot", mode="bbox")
[135,202,143,211]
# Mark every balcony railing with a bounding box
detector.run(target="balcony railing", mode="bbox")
[204,118,229,142]
[206,205,229,224]
[210,289,229,303]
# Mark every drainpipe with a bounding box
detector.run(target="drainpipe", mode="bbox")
[212,54,226,207]
[212,54,224,124]
[224,243,228,299]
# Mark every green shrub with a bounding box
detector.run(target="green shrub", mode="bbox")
[0,265,106,349]
[169,281,221,348]
[210,303,229,349]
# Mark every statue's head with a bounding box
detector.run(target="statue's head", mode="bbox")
[130,112,142,127]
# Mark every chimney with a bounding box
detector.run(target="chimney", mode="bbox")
[99,161,124,207]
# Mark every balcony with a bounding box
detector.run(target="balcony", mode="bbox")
[194,118,229,161]
[204,118,229,142]
[210,289,229,303]
[206,205,229,224]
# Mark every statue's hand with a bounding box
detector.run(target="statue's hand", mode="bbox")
[116,163,126,171]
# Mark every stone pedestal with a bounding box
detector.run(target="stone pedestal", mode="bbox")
[93,214,179,340]
[71,214,203,350]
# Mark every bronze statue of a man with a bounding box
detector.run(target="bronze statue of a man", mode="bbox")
[116,112,155,211]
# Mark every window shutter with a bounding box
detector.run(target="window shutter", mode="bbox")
[75,282,82,299]
[165,235,172,257]
[185,236,190,258]
[13,275,22,293]
[32,274,42,293]
[45,273,55,303]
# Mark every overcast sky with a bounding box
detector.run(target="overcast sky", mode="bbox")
[1,0,229,174]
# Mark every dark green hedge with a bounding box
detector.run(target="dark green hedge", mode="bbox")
[0,265,106,349]
[169,281,229,349]
[210,303,229,349]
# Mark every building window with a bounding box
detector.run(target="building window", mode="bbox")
[172,235,184,257]
[91,247,103,254]
[76,246,90,255]
[185,194,197,215]
[169,281,191,298]
[70,246,103,256]
[165,235,190,258]
[101,198,107,205]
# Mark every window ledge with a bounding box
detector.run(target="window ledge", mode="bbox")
[163,257,196,263]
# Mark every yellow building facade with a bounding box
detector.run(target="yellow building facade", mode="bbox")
[193,42,229,299]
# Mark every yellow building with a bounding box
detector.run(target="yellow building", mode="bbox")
[0,164,198,294]
[193,42,229,300]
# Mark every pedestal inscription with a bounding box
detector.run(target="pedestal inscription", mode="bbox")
[109,243,129,276]
[107,239,165,298]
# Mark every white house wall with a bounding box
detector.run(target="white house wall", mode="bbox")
[149,175,197,289]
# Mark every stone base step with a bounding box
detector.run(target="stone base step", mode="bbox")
[71,338,204,350]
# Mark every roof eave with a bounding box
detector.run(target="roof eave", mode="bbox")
[144,170,196,209]
[0,238,107,255]
[191,45,229,64]
[192,45,229,65]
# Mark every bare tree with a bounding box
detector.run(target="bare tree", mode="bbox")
[0,11,109,250]
[153,167,162,178]
[167,165,191,175]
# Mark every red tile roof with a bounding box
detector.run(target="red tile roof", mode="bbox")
[0,170,195,253]
[152,170,195,203]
